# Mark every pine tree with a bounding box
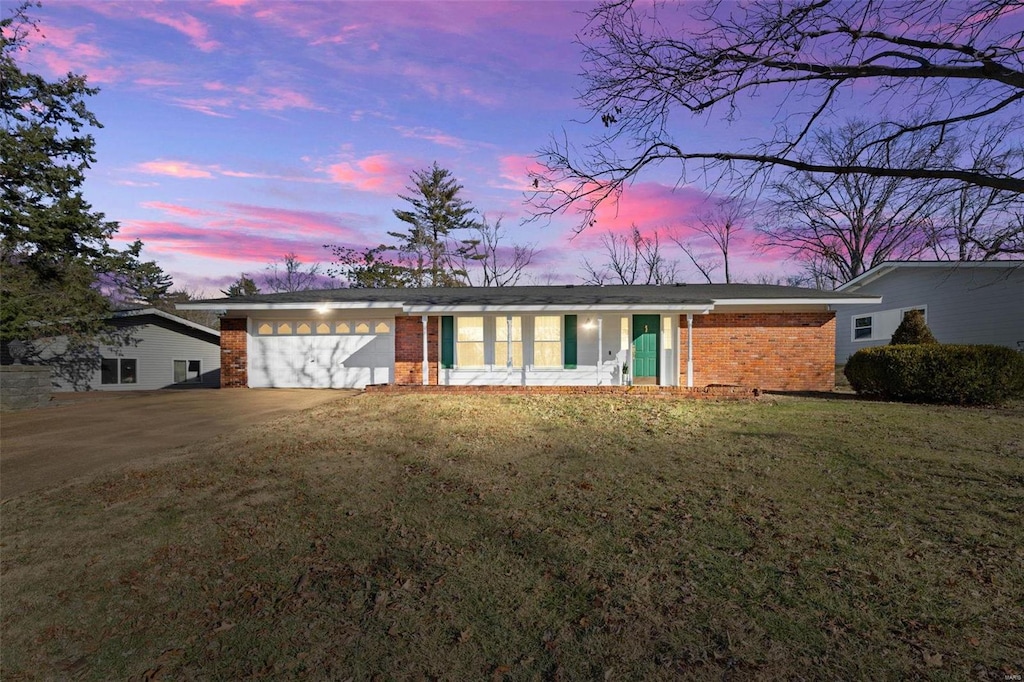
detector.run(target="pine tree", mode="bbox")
[389,163,480,287]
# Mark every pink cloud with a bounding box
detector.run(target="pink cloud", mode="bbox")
[140,10,220,52]
[20,22,122,84]
[140,201,211,218]
[119,203,375,267]
[325,154,411,194]
[576,183,713,244]
[137,160,215,179]
[496,154,549,192]
[395,126,474,150]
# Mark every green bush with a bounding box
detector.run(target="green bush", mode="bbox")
[844,344,1024,406]
[890,309,937,345]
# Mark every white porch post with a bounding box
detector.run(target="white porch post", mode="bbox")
[686,313,694,388]
[506,315,513,381]
[421,315,429,385]
[596,316,603,385]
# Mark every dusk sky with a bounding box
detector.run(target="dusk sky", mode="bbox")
[15,0,848,293]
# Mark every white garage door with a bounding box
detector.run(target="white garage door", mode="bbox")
[249,318,394,388]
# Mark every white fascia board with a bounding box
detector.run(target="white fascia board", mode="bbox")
[838,260,1023,291]
[176,302,406,312]
[120,307,220,337]
[712,297,882,306]
[400,303,716,314]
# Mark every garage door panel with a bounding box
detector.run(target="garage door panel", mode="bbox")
[249,321,393,389]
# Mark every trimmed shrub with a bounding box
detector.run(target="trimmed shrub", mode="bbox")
[844,344,1024,406]
[890,309,937,345]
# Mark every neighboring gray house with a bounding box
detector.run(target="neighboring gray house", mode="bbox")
[27,308,221,391]
[835,261,1024,362]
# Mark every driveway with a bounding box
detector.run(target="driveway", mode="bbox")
[0,389,354,500]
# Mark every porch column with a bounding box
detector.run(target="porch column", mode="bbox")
[596,316,603,385]
[686,314,694,388]
[421,315,429,385]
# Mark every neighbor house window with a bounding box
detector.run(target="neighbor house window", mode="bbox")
[102,358,137,384]
[494,316,523,368]
[457,317,485,367]
[853,315,873,340]
[534,316,562,367]
[174,360,201,384]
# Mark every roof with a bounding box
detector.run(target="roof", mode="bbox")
[838,260,1024,292]
[112,308,220,339]
[178,284,880,314]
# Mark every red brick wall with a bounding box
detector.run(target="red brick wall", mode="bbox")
[220,318,248,388]
[394,315,439,385]
[686,312,835,391]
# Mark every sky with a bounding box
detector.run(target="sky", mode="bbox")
[12,0,830,293]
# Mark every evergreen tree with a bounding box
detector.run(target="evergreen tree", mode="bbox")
[221,275,260,297]
[389,163,480,287]
[890,310,938,345]
[1,4,167,342]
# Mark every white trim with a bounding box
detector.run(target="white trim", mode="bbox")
[421,315,429,386]
[178,302,405,311]
[711,297,880,306]
[686,314,693,388]
[114,307,220,337]
[838,260,1023,291]
[403,303,716,314]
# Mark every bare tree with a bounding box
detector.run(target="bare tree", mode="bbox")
[670,196,749,283]
[581,225,678,284]
[464,216,536,287]
[531,0,1024,231]
[926,138,1024,260]
[261,253,330,293]
[760,121,945,288]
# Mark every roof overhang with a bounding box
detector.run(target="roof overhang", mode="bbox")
[838,260,1024,291]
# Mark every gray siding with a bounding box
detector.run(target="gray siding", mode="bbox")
[36,317,220,391]
[836,266,1024,362]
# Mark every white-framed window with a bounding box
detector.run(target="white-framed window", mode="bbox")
[533,315,562,368]
[494,316,523,368]
[457,316,485,367]
[101,358,137,384]
[853,315,873,341]
[174,360,201,384]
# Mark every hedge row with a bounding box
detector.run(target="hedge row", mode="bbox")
[844,344,1024,406]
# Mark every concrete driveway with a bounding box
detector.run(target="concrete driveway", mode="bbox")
[0,389,354,499]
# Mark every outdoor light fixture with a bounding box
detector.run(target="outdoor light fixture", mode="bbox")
[316,304,330,314]
[583,317,597,330]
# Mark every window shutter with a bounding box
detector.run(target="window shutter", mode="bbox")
[563,315,577,369]
[441,316,454,369]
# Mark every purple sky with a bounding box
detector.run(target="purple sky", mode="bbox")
[15,0,812,293]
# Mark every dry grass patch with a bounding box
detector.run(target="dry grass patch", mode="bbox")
[2,394,1023,680]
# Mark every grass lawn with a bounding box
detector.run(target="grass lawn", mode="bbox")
[2,394,1022,680]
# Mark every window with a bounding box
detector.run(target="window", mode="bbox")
[662,316,673,350]
[257,322,273,335]
[316,322,331,334]
[494,316,523,368]
[534,315,561,367]
[296,322,312,335]
[174,360,201,384]
[102,358,137,384]
[457,317,485,367]
[853,315,873,340]
[101,358,118,384]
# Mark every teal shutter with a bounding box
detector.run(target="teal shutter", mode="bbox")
[441,316,454,369]
[563,315,577,369]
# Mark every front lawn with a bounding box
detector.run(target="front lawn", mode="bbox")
[2,394,1022,679]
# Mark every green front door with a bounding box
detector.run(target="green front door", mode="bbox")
[632,315,660,381]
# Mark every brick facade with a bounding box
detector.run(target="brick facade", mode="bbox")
[219,317,248,388]
[686,312,836,391]
[394,315,439,385]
